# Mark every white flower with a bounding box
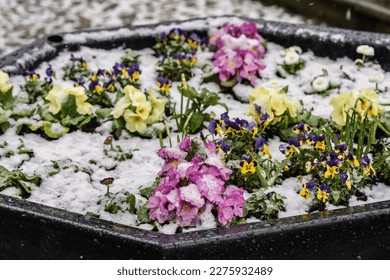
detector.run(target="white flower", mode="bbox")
[284,51,300,65]
[312,76,330,92]
[356,45,375,56]
[369,73,385,84]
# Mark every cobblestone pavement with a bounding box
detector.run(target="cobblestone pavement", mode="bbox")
[0,0,305,56]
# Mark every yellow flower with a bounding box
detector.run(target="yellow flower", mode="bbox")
[299,186,310,200]
[329,91,356,126]
[132,71,140,81]
[136,103,152,120]
[67,86,93,115]
[363,164,376,176]
[330,88,382,126]
[147,89,166,123]
[325,165,339,179]
[46,86,93,115]
[111,85,144,119]
[315,140,326,151]
[123,109,148,133]
[261,145,272,159]
[240,160,257,175]
[46,86,68,115]
[317,189,328,203]
[188,39,198,49]
[247,86,300,123]
[0,71,13,93]
[346,180,352,190]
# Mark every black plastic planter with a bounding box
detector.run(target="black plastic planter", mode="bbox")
[1,16,390,260]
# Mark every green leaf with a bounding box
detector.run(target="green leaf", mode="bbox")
[331,191,341,204]
[104,202,121,214]
[60,95,78,118]
[0,88,15,110]
[137,202,150,223]
[202,74,220,84]
[126,194,136,214]
[189,111,205,133]
[0,115,10,134]
[96,108,113,119]
[37,104,58,122]
[10,108,35,120]
[139,179,159,199]
[0,165,41,198]
[42,122,69,139]
[220,78,237,88]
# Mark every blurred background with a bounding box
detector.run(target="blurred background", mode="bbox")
[0,0,389,56]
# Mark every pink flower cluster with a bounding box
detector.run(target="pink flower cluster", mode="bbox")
[210,22,266,86]
[147,137,245,227]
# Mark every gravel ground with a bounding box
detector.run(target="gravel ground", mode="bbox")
[0,0,305,56]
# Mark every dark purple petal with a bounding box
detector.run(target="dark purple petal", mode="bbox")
[255,137,266,150]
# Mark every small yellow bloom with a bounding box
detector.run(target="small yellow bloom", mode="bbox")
[188,39,198,50]
[261,145,272,159]
[346,180,352,190]
[132,71,140,81]
[299,186,310,200]
[240,160,257,175]
[315,140,326,151]
[325,165,339,179]
[317,189,328,203]
[95,85,104,94]
[363,164,376,176]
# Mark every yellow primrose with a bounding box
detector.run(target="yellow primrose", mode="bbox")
[46,86,69,115]
[0,71,13,93]
[329,91,356,126]
[46,86,93,115]
[317,189,328,203]
[136,103,152,120]
[123,110,148,133]
[299,186,310,200]
[147,90,166,123]
[111,85,146,118]
[66,86,93,115]
[247,86,300,124]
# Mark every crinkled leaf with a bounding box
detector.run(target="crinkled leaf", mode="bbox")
[139,179,159,199]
